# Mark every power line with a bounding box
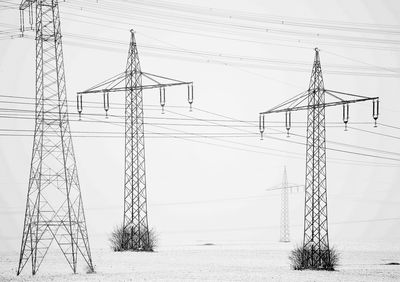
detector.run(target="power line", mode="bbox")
[3,113,399,168]
[1,91,400,166]
[60,10,400,52]
[189,106,400,161]
[0,127,262,137]
[62,0,400,47]
[1,101,399,164]
[6,0,400,33]
[349,126,400,140]
[6,2,400,53]
[108,0,400,33]
[70,112,400,167]
[7,29,397,77]
[4,2,400,55]
[380,123,400,131]
[0,94,381,125]
[2,111,399,167]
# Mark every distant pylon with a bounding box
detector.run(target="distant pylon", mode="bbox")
[267,169,302,243]
[260,48,379,269]
[78,30,193,251]
[280,167,290,243]
[17,0,94,275]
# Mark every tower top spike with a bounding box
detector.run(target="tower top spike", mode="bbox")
[308,47,324,90]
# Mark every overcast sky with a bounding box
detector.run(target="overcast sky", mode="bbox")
[1,0,400,253]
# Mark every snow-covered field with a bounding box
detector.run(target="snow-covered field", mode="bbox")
[1,242,399,281]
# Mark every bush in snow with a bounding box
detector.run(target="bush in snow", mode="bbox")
[289,245,339,271]
[109,225,157,252]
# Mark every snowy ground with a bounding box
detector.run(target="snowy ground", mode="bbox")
[1,242,400,281]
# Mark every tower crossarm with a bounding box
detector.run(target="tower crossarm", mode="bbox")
[259,88,379,136]
[77,69,194,117]
[77,70,193,95]
[19,0,36,33]
[266,184,304,192]
[260,90,378,115]
[77,81,192,95]
[20,0,36,10]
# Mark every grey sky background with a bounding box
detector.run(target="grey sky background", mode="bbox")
[1,0,400,253]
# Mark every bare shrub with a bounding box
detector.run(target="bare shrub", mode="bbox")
[289,245,304,270]
[109,225,157,252]
[289,245,339,271]
[109,224,125,252]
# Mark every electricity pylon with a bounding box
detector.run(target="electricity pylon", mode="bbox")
[17,0,94,275]
[267,167,303,243]
[259,48,379,269]
[280,167,290,242]
[78,30,193,251]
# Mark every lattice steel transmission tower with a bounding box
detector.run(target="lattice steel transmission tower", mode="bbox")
[259,48,379,269]
[280,167,290,243]
[267,167,302,243]
[78,30,193,251]
[17,0,94,276]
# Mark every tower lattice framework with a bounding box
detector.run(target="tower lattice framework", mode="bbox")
[280,166,290,243]
[77,30,193,251]
[123,31,150,250]
[259,48,379,269]
[302,49,329,267]
[17,0,94,275]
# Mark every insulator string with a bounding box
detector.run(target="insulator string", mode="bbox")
[343,103,349,131]
[160,87,166,114]
[259,114,265,140]
[285,111,291,137]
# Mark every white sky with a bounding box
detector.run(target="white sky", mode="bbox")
[1,0,400,253]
